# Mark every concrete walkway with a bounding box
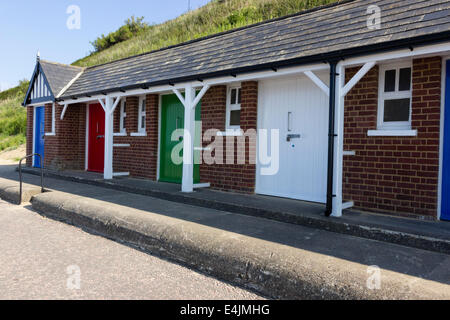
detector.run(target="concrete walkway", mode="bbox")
[0,163,449,299]
[19,166,450,255]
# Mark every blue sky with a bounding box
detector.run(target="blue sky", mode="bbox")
[0,0,211,92]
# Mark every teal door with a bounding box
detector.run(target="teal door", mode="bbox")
[160,94,200,184]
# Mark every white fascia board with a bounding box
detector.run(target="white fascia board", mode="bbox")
[25,100,53,107]
[342,42,450,68]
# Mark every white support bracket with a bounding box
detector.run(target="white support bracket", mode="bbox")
[342,201,354,210]
[60,104,69,120]
[341,61,376,97]
[303,71,329,96]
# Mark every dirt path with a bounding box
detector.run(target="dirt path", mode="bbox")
[0,144,25,164]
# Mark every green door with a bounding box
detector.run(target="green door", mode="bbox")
[160,94,201,184]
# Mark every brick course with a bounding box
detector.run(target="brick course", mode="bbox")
[343,57,442,218]
[200,81,258,193]
[44,103,86,170]
[112,95,158,179]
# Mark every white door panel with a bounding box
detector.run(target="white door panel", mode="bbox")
[256,75,329,203]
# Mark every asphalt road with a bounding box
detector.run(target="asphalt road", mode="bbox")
[0,199,264,300]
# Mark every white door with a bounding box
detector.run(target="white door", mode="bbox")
[256,74,329,203]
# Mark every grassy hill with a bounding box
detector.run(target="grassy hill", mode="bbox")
[0,81,28,152]
[0,0,338,153]
[74,0,338,67]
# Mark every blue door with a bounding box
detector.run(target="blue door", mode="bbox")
[442,60,450,221]
[34,106,45,168]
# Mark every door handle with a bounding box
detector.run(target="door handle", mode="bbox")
[97,135,105,140]
[287,134,301,142]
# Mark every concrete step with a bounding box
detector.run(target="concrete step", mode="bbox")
[0,177,43,204]
[29,190,450,300]
[19,166,450,256]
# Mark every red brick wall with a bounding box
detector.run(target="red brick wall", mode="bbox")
[200,81,258,193]
[26,107,33,166]
[112,95,158,179]
[343,57,442,218]
[44,103,86,170]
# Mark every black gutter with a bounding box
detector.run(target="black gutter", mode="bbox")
[58,30,450,102]
[325,61,339,217]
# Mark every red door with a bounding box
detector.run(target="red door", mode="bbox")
[88,104,105,173]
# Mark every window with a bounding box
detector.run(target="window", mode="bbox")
[226,86,241,130]
[378,63,412,130]
[138,96,146,133]
[119,100,127,134]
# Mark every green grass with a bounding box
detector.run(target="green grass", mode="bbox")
[0,0,339,152]
[0,82,28,152]
[74,0,339,67]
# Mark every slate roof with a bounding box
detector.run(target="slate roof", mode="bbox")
[39,60,83,97]
[54,0,450,99]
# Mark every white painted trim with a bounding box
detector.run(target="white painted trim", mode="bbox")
[303,71,329,96]
[342,201,354,210]
[56,70,84,98]
[438,56,450,220]
[60,104,69,120]
[43,103,56,136]
[217,130,243,137]
[116,99,127,135]
[172,89,186,106]
[157,94,162,181]
[130,132,147,137]
[367,130,417,137]
[85,105,89,171]
[193,183,210,189]
[26,100,53,107]
[137,95,146,133]
[113,144,130,148]
[113,172,130,177]
[32,106,36,167]
[192,85,210,108]
[342,42,450,68]
[343,151,356,156]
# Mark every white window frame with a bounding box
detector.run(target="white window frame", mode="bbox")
[377,62,413,131]
[45,103,55,136]
[119,99,127,135]
[226,85,242,131]
[138,96,146,133]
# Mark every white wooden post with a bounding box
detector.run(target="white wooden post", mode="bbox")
[99,96,122,180]
[173,84,210,193]
[182,84,196,192]
[103,96,114,180]
[332,61,376,217]
[332,63,345,217]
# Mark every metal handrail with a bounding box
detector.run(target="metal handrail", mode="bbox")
[18,154,44,204]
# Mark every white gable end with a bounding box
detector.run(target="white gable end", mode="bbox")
[30,72,51,100]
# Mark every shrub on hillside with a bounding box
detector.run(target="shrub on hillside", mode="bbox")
[91,16,150,53]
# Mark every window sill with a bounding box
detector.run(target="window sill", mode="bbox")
[45,132,56,137]
[367,129,417,137]
[130,132,147,137]
[114,132,127,137]
[217,130,242,137]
